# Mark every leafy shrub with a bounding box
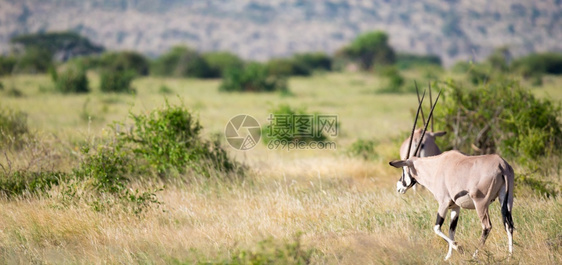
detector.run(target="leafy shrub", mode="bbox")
[100,70,136,93]
[53,65,89,93]
[100,51,150,76]
[120,101,240,177]
[12,47,53,74]
[434,79,562,164]
[348,139,378,160]
[292,52,332,72]
[396,53,442,70]
[0,107,29,149]
[262,104,328,145]
[220,62,288,93]
[0,171,67,198]
[202,51,244,77]
[512,52,562,77]
[338,31,395,70]
[75,144,132,193]
[267,58,311,77]
[152,46,213,78]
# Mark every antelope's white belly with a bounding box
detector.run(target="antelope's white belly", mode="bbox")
[454,194,475,209]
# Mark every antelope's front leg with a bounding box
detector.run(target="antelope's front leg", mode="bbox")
[434,203,459,260]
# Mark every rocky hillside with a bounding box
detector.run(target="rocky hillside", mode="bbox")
[1,0,562,66]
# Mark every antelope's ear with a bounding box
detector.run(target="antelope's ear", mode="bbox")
[389,160,408,168]
[431,131,447,137]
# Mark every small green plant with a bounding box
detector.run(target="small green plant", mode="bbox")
[220,62,288,93]
[158,84,174,94]
[100,70,136,93]
[348,139,378,160]
[226,234,314,265]
[53,65,89,93]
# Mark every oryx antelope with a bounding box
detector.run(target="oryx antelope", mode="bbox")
[389,91,515,260]
[399,86,446,191]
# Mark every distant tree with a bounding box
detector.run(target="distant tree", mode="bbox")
[152,46,213,78]
[292,52,332,71]
[486,47,511,72]
[0,56,17,76]
[339,31,395,70]
[202,51,244,77]
[395,53,442,69]
[100,51,150,76]
[11,31,104,62]
[266,58,311,77]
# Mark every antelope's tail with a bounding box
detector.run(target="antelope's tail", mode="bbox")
[501,164,515,232]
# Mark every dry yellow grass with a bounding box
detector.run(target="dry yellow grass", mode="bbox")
[1,72,562,264]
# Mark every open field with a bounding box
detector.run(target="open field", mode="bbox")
[1,72,562,264]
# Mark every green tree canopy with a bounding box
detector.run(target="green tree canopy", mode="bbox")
[341,31,395,70]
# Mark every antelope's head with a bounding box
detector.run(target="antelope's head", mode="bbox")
[390,86,441,194]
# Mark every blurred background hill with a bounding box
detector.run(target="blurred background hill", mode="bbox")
[1,0,562,66]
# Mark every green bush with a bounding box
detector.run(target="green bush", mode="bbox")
[396,53,442,70]
[338,31,395,70]
[13,47,53,74]
[348,139,378,160]
[75,143,132,193]
[0,55,17,76]
[220,62,288,93]
[262,104,328,145]
[53,66,89,93]
[120,101,240,177]
[202,51,244,77]
[267,58,311,77]
[0,107,29,149]
[435,79,562,164]
[152,46,213,78]
[100,70,136,93]
[377,66,409,94]
[0,171,67,198]
[292,52,332,72]
[100,51,150,76]
[512,52,562,77]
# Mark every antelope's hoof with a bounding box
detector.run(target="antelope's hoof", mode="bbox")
[456,244,464,254]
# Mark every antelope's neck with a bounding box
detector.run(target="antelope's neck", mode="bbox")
[412,160,439,194]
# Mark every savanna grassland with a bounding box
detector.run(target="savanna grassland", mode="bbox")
[1,71,562,264]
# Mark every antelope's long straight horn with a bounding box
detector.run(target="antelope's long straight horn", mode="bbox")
[415,81,426,126]
[429,82,434,131]
[413,89,442,157]
[406,90,425,159]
